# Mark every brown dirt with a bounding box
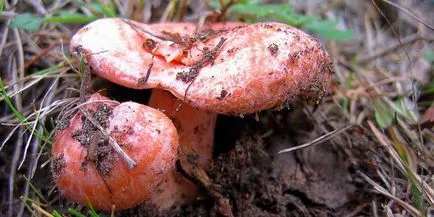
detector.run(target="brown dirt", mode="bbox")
[70,103,116,175]
[51,153,66,181]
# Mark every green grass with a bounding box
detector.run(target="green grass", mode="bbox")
[210,0,353,41]
[68,208,87,217]
[0,0,4,13]
[9,0,117,31]
[0,78,50,144]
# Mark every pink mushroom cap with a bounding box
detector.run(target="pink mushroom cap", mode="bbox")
[70,18,332,115]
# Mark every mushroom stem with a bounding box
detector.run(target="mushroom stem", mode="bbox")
[148,89,217,209]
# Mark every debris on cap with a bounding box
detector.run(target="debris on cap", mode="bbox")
[52,93,179,211]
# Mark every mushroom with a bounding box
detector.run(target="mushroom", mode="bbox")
[70,18,332,114]
[52,93,179,211]
[67,18,332,210]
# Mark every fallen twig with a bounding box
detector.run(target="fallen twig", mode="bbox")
[279,124,355,153]
[79,108,137,169]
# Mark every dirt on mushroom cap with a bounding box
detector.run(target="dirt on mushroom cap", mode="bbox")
[70,18,332,115]
[51,93,179,211]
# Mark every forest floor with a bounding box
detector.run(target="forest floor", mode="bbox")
[1,0,434,216]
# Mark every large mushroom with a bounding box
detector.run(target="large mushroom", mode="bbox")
[70,18,332,114]
[63,18,332,211]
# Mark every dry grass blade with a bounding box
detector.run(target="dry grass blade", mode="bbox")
[8,129,23,217]
[78,107,137,169]
[17,107,39,170]
[1,97,76,151]
[381,0,434,31]
[278,124,354,153]
[0,18,12,57]
[357,34,434,63]
[371,0,424,147]
[0,76,45,102]
[31,202,54,217]
[122,19,172,41]
[358,171,422,216]
[368,121,434,205]
[19,72,62,171]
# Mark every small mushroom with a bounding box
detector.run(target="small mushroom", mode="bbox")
[68,18,332,211]
[52,93,179,211]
